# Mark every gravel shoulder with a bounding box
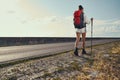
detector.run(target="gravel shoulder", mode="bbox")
[0,41,120,80]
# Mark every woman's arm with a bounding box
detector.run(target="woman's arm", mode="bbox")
[84,14,90,24]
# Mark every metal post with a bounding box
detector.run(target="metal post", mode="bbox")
[91,18,93,54]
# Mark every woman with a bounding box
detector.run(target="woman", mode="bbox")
[74,5,90,56]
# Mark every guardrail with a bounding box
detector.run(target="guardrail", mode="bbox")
[0,37,119,47]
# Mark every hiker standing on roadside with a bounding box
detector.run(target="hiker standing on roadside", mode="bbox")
[73,5,90,56]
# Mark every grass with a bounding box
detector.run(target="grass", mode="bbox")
[69,61,81,71]
[0,41,120,80]
[0,50,71,68]
[0,40,118,68]
[77,41,120,80]
[56,67,65,73]
[52,77,62,80]
[2,76,17,80]
[42,72,52,78]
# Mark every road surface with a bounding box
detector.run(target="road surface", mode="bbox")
[0,39,119,64]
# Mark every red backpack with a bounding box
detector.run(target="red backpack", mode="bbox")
[73,10,83,26]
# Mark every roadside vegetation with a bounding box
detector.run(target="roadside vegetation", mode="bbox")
[0,41,120,80]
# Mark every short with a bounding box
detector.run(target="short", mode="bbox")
[75,27,86,33]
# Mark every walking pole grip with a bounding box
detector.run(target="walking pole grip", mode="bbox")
[91,18,93,27]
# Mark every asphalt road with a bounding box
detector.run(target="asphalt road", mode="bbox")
[0,39,119,64]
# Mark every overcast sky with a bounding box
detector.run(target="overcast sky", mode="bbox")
[0,0,120,37]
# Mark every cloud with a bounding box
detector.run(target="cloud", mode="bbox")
[93,19,120,37]
[112,20,120,25]
[0,0,119,37]
[35,16,75,37]
[7,10,16,14]
[94,19,120,25]
[18,16,120,37]
[94,19,108,26]
[19,0,54,19]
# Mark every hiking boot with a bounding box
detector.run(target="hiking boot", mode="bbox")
[74,48,78,56]
[82,49,87,54]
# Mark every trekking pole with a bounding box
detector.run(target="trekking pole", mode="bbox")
[91,18,93,54]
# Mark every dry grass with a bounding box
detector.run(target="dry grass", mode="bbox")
[1,41,120,80]
[77,41,120,80]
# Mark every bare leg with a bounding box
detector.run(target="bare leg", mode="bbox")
[82,33,87,54]
[82,33,86,49]
[75,32,80,48]
[74,32,81,56]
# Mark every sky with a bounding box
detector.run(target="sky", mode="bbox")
[0,0,120,37]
